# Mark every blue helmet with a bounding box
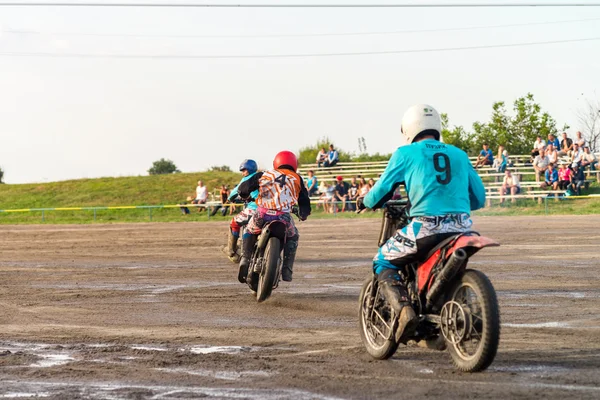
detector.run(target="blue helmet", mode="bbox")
[239,159,258,174]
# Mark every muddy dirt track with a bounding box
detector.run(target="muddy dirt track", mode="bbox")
[1,216,599,399]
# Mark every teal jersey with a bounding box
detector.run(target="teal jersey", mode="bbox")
[364,139,486,217]
[229,172,259,211]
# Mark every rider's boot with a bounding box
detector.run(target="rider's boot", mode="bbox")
[238,234,257,284]
[226,230,240,263]
[281,236,298,282]
[378,269,419,343]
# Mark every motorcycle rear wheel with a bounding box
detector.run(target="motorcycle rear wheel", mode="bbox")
[445,269,500,372]
[358,278,399,360]
[256,237,281,303]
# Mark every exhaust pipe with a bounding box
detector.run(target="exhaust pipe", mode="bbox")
[425,248,468,310]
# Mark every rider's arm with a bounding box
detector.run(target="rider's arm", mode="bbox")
[364,149,405,210]
[238,172,263,199]
[228,184,240,202]
[297,176,312,219]
[467,162,486,211]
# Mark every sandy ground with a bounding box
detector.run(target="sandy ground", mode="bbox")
[1,216,599,399]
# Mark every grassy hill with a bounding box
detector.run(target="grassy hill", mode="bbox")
[0,171,239,209]
[0,171,240,224]
[0,171,598,224]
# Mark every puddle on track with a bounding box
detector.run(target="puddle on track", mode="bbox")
[0,381,344,400]
[156,367,272,381]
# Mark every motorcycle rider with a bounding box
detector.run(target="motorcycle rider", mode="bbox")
[237,151,311,282]
[360,104,486,343]
[225,159,260,265]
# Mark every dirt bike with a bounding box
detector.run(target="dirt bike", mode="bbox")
[239,208,300,303]
[358,200,501,372]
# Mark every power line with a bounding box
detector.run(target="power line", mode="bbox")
[4,16,600,39]
[1,2,600,8]
[1,36,598,59]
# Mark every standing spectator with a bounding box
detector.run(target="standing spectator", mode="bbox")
[570,143,583,168]
[474,143,494,168]
[540,163,559,190]
[558,132,573,156]
[575,131,586,147]
[570,164,586,195]
[580,146,598,171]
[530,135,546,160]
[306,170,319,196]
[324,144,339,168]
[547,133,560,150]
[532,149,550,182]
[546,143,559,164]
[316,147,327,168]
[192,180,208,212]
[334,176,349,212]
[493,145,508,173]
[348,176,360,211]
[499,169,521,203]
[558,163,572,190]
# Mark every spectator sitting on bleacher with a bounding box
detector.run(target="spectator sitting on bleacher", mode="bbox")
[570,143,583,168]
[570,164,586,196]
[575,131,586,147]
[474,143,494,168]
[581,146,598,171]
[316,147,327,168]
[306,170,319,196]
[358,177,370,200]
[540,163,559,190]
[499,169,521,203]
[547,133,560,150]
[319,182,335,213]
[192,180,208,212]
[558,163,572,190]
[546,143,559,164]
[334,176,349,212]
[318,180,328,196]
[324,144,339,168]
[533,149,550,182]
[493,145,508,173]
[558,132,573,156]
[348,177,360,211]
[531,135,546,160]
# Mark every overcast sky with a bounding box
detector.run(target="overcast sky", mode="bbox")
[1,1,600,184]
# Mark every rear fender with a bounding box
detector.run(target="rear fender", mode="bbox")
[447,235,500,257]
[256,221,287,250]
[417,235,499,293]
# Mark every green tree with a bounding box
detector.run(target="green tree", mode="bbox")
[469,94,559,156]
[209,165,232,172]
[441,113,473,154]
[0,167,4,184]
[148,158,180,175]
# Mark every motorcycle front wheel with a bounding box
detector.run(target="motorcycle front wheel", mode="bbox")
[443,269,500,372]
[256,237,281,303]
[358,278,399,360]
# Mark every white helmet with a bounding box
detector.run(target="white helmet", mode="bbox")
[401,104,442,144]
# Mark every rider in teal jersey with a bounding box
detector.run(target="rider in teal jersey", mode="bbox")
[225,159,260,265]
[361,104,486,342]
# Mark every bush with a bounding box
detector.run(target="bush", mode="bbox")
[148,158,180,175]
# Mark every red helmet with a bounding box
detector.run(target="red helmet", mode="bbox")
[273,151,298,172]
